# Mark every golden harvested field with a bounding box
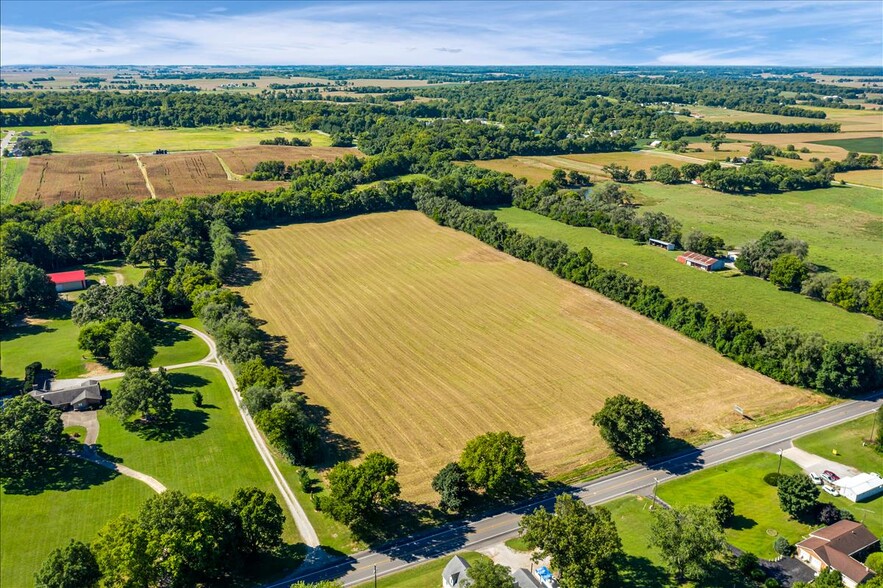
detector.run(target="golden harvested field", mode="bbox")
[465,157,557,185]
[680,104,883,133]
[218,145,362,175]
[141,151,289,198]
[15,154,151,204]
[238,211,820,502]
[837,169,883,189]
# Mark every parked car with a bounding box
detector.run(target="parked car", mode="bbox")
[810,472,822,485]
[822,485,839,497]
[822,470,840,484]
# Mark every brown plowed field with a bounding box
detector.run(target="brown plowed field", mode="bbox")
[140,151,289,198]
[15,154,151,204]
[238,211,821,502]
[217,145,362,175]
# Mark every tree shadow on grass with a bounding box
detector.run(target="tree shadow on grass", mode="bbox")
[729,514,758,531]
[1,321,55,343]
[235,542,308,587]
[618,555,672,588]
[150,320,191,348]
[305,403,361,470]
[123,408,209,441]
[168,371,211,390]
[2,455,119,496]
[363,499,463,555]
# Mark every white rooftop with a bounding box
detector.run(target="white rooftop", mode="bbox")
[835,472,883,494]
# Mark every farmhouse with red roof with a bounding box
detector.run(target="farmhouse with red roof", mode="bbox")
[47,270,87,293]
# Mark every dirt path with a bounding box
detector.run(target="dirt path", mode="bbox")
[133,154,158,199]
[113,272,125,286]
[214,152,243,181]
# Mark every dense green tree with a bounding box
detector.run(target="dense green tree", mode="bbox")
[71,285,158,327]
[551,168,567,187]
[108,321,155,369]
[684,231,725,257]
[601,163,632,182]
[650,163,682,184]
[460,431,531,496]
[253,392,319,464]
[520,494,623,588]
[736,231,808,279]
[867,280,883,320]
[0,395,67,483]
[711,494,735,528]
[815,341,873,396]
[241,384,284,415]
[632,168,647,181]
[680,163,704,180]
[811,568,844,588]
[230,487,285,554]
[591,395,669,460]
[236,357,288,390]
[826,277,870,312]
[650,505,725,582]
[34,539,100,588]
[77,319,122,359]
[106,367,174,423]
[431,462,471,512]
[324,452,400,528]
[466,559,517,587]
[0,258,57,313]
[777,473,819,518]
[769,254,809,291]
[23,360,43,393]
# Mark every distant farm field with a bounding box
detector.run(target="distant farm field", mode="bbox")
[630,182,883,282]
[810,136,883,154]
[238,211,818,502]
[16,154,151,204]
[218,145,362,175]
[680,104,883,133]
[492,207,880,342]
[0,124,331,153]
[837,168,883,189]
[140,151,289,198]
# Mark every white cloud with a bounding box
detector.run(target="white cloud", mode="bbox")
[0,1,880,66]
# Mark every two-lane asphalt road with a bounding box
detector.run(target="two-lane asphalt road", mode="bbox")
[279,394,882,587]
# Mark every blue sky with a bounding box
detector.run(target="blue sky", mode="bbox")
[1,1,881,66]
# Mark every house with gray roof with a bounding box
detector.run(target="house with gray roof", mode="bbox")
[29,378,102,411]
[442,555,471,587]
[513,568,544,588]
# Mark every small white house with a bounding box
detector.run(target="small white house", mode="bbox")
[834,473,883,503]
[442,556,470,588]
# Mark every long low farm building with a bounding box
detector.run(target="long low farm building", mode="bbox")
[47,269,87,292]
[677,251,725,272]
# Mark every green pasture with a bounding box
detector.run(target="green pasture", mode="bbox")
[795,413,882,475]
[656,452,882,559]
[0,156,27,205]
[629,182,883,282]
[1,123,331,153]
[810,137,883,154]
[0,459,154,588]
[1,316,208,394]
[492,207,879,341]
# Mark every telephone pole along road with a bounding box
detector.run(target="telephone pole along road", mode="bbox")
[281,393,882,587]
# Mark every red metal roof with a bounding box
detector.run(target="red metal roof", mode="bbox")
[47,270,86,284]
[679,251,719,266]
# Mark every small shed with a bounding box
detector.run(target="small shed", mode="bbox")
[442,556,471,588]
[47,270,87,292]
[834,473,883,503]
[648,140,662,148]
[677,252,725,272]
[513,569,544,588]
[648,238,676,251]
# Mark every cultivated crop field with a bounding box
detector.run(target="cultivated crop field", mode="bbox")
[218,145,362,175]
[238,211,819,502]
[16,154,151,204]
[0,156,28,205]
[140,151,289,198]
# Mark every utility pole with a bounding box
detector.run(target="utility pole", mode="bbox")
[777,448,784,476]
[650,477,659,510]
[373,565,377,588]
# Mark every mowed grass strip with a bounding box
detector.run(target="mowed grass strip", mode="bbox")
[98,366,301,542]
[492,207,880,341]
[794,414,882,475]
[0,460,154,588]
[15,153,151,204]
[0,156,28,204]
[2,124,330,153]
[238,211,817,502]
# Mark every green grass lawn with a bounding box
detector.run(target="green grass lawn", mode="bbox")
[810,137,883,154]
[0,156,28,204]
[604,495,752,587]
[492,206,879,341]
[504,536,532,552]
[656,452,882,559]
[0,315,208,393]
[0,459,154,588]
[629,182,883,282]
[2,124,330,153]
[794,413,882,475]
[356,552,489,587]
